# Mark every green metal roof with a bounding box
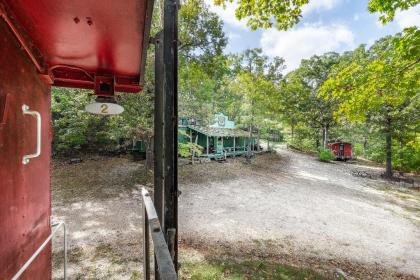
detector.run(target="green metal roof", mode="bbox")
[188,125,250,137]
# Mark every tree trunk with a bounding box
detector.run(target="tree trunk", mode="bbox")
[190,129,194,165]
[247,119,253,160]
[291,122,295,143]
[315,132,320,149]
[257,129,260,151]
[384,117,393,178]
[246,144,251,163]
[363,136,368,157]
[399,138,404,164]
[249,124,253,152]
[322,125,329,149]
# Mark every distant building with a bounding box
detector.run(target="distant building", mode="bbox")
[328,141,352,161]
[179,113,256,159]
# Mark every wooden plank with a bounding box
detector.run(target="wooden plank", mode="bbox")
[233,137,235,157]
[154,31,164,225]
[163,0,179,272]
[153,30,165,280]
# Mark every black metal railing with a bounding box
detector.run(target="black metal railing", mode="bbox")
[141,188,177,280]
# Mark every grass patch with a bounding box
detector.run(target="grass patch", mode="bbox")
[180,259,326,280]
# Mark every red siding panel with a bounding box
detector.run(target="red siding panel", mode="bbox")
[0,19,52,279]
[329,143,352,160]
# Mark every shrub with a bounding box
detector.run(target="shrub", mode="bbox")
[178,143,203,158]
[318,148,334,162]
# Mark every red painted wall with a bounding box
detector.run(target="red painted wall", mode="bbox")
[0,19,52,279]
[3,0,152,92]
[330,143,352,159]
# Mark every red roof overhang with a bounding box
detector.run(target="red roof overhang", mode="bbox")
[0,0,153,93]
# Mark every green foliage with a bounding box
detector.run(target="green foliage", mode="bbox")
[352,143,364,158]
[318,148,334,162]
[368,0,420,24]
[179,0,227,59]
[52,86,154,155]
[393,138,420,172]
[178,129,203,157]
[275,29,419,173]
[52,88,122,154]
[178,143,192,157]
[50,0,419,176]
[52,0,227,155]
[276,52,346,152]
[213,0,309,30]
[178,142,203,157]
[178,0,231,124]
[225,48,284,138]
[319,29,419,173]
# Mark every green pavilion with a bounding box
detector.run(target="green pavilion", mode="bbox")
[179,113,255,159]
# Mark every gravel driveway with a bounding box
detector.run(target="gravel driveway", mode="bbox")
[179,147,420,278]
[52,149,420,279]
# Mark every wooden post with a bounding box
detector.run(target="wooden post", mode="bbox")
[194,133,198,162]
[152,0,179,274]
[153,31,165,279]
[163,0,179,273]
[233,137,236,157]
[206,136,209,156]
[190,129,193,164]
[153,30,164,230]
[257,130,260,152]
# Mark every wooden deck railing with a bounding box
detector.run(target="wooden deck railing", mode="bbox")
[141,188,177,280]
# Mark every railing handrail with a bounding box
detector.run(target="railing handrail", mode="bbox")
[141,187,177,280]
[11,221,67,280]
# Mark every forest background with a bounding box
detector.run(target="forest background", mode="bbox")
[51,0,419,175]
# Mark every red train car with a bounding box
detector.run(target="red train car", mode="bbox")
[0,0,153,278]
[328,142,352,161]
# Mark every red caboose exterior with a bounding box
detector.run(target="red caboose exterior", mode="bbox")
[0,0,153,278]
[328,142,352,161]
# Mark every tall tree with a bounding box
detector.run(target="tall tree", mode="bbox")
[228,48,285,149]
[320,32,419,177]
[178,0,228,123]
[278,53,345,149]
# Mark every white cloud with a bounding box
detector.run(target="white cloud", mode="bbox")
[260,23,354,71]
[205,0,248,29]
[206,0,344,29]
[394,5,420,28]
[227,32,241,40]
[302,0,342,15]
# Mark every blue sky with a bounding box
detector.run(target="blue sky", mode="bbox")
[206,0,419,71]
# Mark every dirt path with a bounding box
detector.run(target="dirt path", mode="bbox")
[51,150,420,279]
[52,157,151,279]
[179,147,420,278]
